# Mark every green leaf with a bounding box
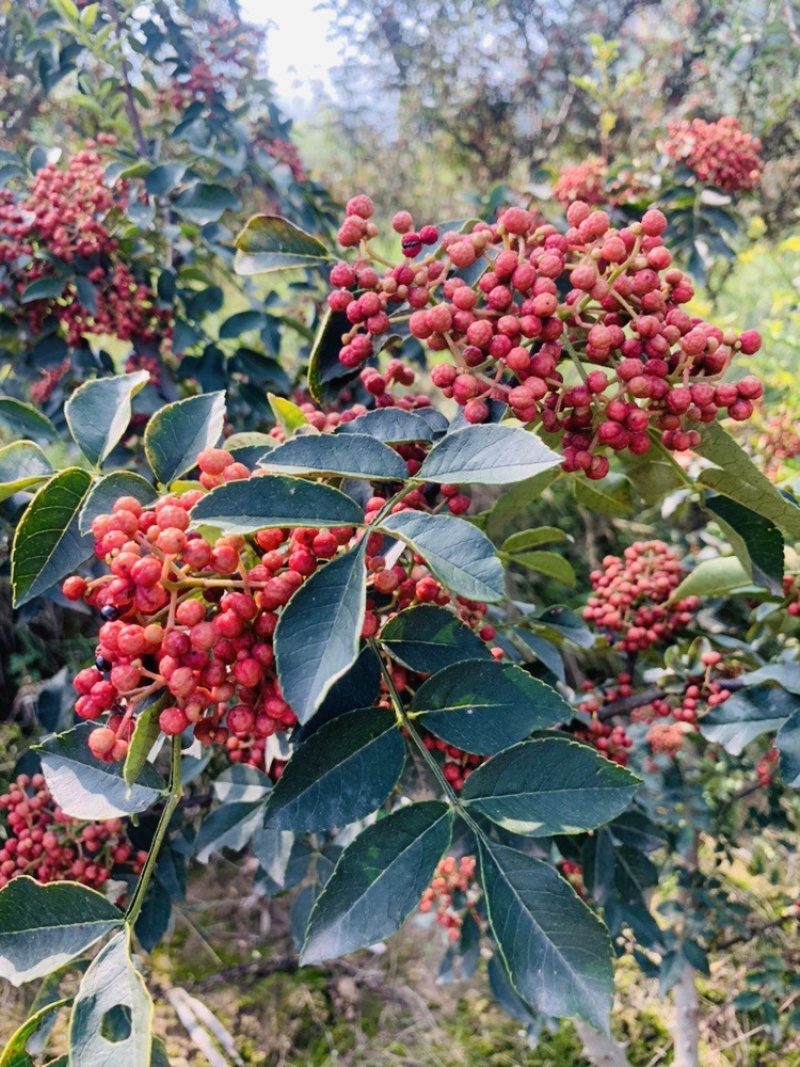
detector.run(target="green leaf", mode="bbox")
[479,841,613,1030]
[301,802,453,963]
[705,494,784,585]
[263,708,405,831]
[307,308,359,404]
[531,606,595,649]
[190,475,364,534]
[0,997,72,1065]
[776,710,800,787]
[212,765,272,803]
[463,737,639,835]
[485,468,562,540]
[235,214,332,275]
[419,425,560,485]
[506,550,575,586]
[144,392,226,486]
[20,275,70,304]
[336,408,437,443]
[36,723,165,819]
[51,0,80,24]
[275,542,367,724]
[11,468,93,607]
[0,877,122,986]
[268,393,312,436]
[573,473,633,517]
[0,442,53,502]
[378,511,505,602]
[694,422,800,539]
[174,182,240,224]
[700,685,799,755]
[219,309,265,339]
[502,527,568,553]
[0,398,57,442]
[64,371,150,466]
[194,801,266,863]
[623,459,686,505]
[379,605,489,674]
[144,163,186,197]
[259,432,407,481]
[68,929,152,1067]
[412,661,571,755]
[667,556,751,603]
[123,690,168,787]
[79,472,157,536]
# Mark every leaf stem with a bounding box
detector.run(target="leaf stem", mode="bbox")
[125,734,183,929]
[369,639,487,840]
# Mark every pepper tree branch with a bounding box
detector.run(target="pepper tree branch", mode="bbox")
[104,0,149,159]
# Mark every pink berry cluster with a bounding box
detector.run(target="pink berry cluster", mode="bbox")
[630,649,734,757]
[750,408,800,482]
[158,16,263,111]
[0,773,145,890]
[0,141,171,349]
[552,158,607,206]
[646,720,690,757]
[259,137,309,184]
[558,860,586,899]
[419,855,479,940]
[664,117,762,192]
[577,675,635,766]
[582,540,700,652]
[553,159,647,208]
[782,575,800,618]
[62,445,492,771]
[325,195,762,479]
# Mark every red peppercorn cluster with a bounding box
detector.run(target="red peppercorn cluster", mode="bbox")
[558,860,586,899]
[269,363,433,441]
[552,159,646,208]
[29,358,71,406]
[0,773,145,890]
[576,676,634,766]
[749,408,800,482]
[664,117,762,192]
[0,141,171,349]
[646,720,690,756]
[582,541,700,652]
[325,195,762,479]
[553,158,607,205]
[632,650,734,754]
[756,746,779,786]
[419,855,479,940]
[259,138,309,184]
[62,444,491,771]
[157,16,263,111]
[782,575,800,618]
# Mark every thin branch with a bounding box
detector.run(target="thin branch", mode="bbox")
[103,0,149,158]
[598,677,746,722]
[713,912,796,952]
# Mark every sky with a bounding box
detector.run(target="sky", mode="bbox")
[241,0,340,114]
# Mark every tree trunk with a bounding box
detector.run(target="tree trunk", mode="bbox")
[573,1020,631,1067]
[672,963,701,1067]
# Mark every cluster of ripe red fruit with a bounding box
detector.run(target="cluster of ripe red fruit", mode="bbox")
[582,540,700,653]
[0,141,170,349]
[0,773,145,891]
[62,444,491,771]
[419,855,479,940]
[326,195,762,479]
[782,575,800,618]
[665,117,762,192]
